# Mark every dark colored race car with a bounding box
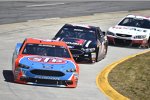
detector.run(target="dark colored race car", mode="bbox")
[12,38,79,88]
[53,24,108,63]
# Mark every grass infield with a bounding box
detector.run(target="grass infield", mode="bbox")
[108,51,150,100]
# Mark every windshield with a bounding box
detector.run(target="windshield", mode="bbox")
[118,17,150,29]
[22,43,71,58]
[57,26,96,40]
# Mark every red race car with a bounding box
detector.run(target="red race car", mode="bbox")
[12,38,79,88]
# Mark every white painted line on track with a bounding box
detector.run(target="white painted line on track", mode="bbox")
[27,17,60,22]
[26,3,65,8]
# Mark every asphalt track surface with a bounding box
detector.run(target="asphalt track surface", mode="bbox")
[0,1,150,100]
[1,1,150,24]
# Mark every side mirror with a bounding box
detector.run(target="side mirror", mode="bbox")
[102,31,106,36]
[15,43,22,55]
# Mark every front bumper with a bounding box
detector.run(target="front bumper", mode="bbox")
[107,36,148,47]
[21,77,75,87]
[14,68,78,87]
[73,52,96,62]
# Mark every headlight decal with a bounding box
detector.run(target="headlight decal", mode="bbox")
[18,63,30,69]
[66,68,76,72]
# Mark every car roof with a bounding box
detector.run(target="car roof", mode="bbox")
[25,38,68,47]
[64,23,98,29]
[126,14,150,20]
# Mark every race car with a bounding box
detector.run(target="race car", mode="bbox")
[12,38,79,88]
[53,24,108,63]
[107,14,150,48]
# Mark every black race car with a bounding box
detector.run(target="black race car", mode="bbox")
[53,24,108,63]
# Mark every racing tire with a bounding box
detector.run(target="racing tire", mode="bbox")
[103,45,108,59]
[96,47,100,62]
[12,70,17,83]
[145,38,150,49]
[148,38,150,48]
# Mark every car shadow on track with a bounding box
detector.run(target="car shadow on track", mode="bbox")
[3,70,14,83]
[108,44,148,49]
[76,61,94,65]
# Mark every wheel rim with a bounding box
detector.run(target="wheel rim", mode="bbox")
[104,46,107,55]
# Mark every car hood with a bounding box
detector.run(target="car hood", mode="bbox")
[108,25,150,35]
[19,56,76,70]
[62,38,86,46]
[59,38,96,48]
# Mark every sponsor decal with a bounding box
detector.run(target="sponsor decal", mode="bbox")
[113,26,128,29]
[66,42,81,46]
[76,39,85,45]
[114,26,147,33]
[28,57,66,64]
[67,46,74,48]
[63,38,85,46]
[34,76,60,80]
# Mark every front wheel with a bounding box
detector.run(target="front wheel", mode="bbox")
[96,47,100,62]
[144,38,150,49]
[148,38,150,48]
[103,45,108,59]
